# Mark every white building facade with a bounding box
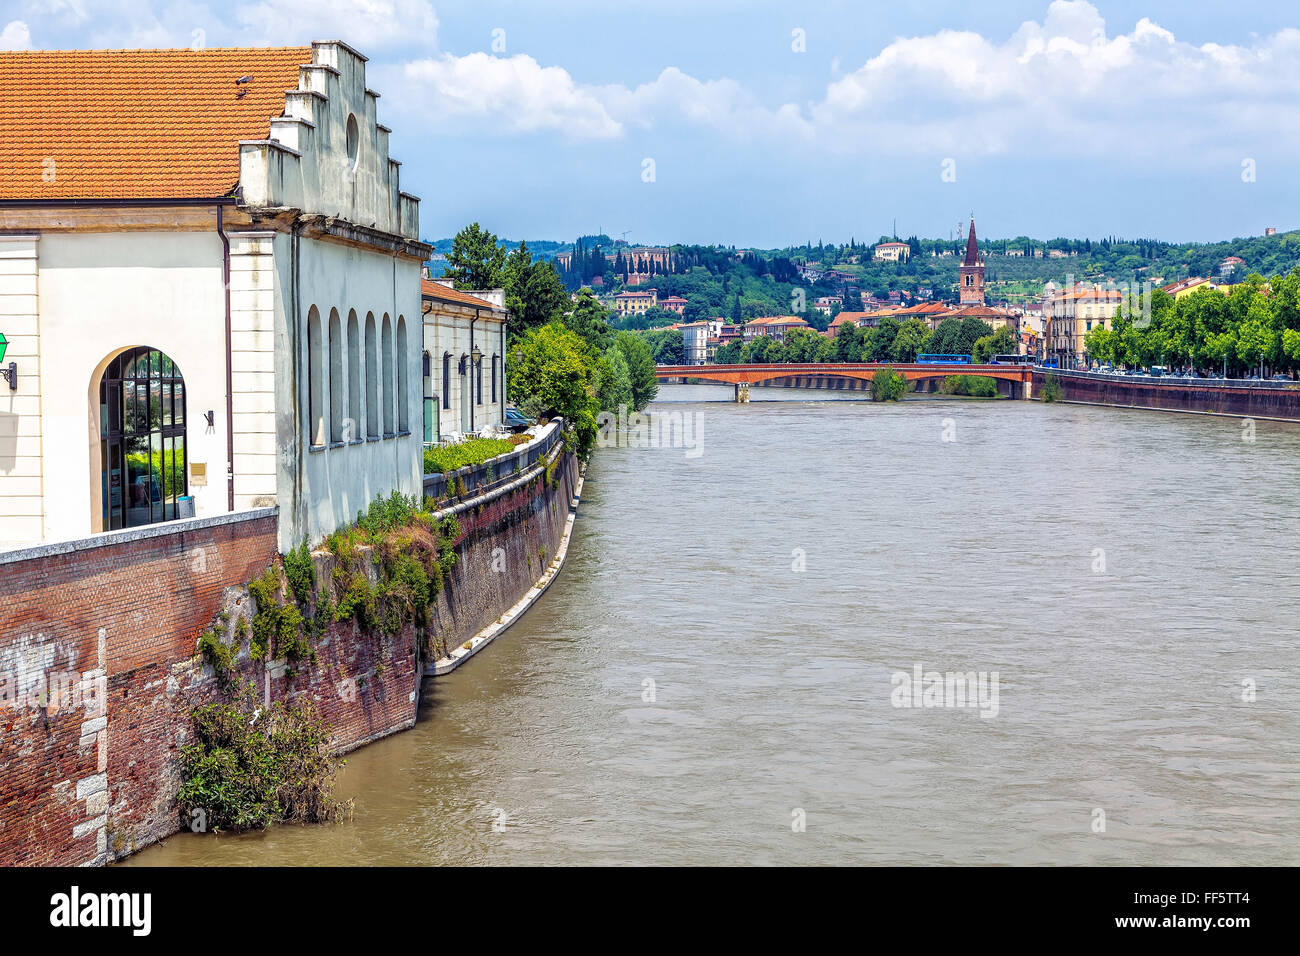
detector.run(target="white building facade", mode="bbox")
[0,41,431,551]
[421,280,508,441]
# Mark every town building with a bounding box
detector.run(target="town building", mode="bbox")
[1044,286,1124,367]
[814,295,843,313]
[1160,277,1230,299]
[613,288,658,316]
[1219,256,1245,278]
[873,241,910,262]
[421,280,508,441]
[661,295,688,315]
[0,42,430,552]
[679,321,710,364]
[742,316,808,343]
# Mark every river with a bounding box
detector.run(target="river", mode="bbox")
[129,385,1300,865]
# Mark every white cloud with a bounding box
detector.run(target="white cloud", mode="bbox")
[234,0,438,52]
[403,52,622,140]
[810,1,1300,159]
[1,20,32,50]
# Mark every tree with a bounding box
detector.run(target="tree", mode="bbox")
[972,326,1014,363]
[613,331,658,410]
[639,328,685,366]
[594,348,633,412]
[565,288,613,351]
[863,317,901,362]
[445,222,507,290]
[504,249,569,341]
[507,322,599,455]
[889,318,930,362]
[834,322,865,362]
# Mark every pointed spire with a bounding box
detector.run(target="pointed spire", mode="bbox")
[963,219,980,266]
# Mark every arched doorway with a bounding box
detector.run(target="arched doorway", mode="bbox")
[98,347,187,531]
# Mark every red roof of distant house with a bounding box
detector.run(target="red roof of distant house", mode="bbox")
[0,46,312,200]
[421,279,501,311]
[745,315,808,327]
[661,295,688,304]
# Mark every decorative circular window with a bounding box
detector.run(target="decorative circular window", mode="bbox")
[346,114,360,172]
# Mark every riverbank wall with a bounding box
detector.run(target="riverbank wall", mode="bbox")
[1034,369,1300,421]
[0,426,579,866]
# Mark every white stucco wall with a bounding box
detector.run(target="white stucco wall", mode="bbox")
[32,231,229,544]
[422,303,507,441]
[276,232,423,550]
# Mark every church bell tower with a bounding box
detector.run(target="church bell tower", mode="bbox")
[960,218,985,306]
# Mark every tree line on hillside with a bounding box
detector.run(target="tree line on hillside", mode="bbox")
[1085,268,1300,376]
[434,228,1300,326]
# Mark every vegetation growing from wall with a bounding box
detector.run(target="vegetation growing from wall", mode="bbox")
[1040,372,1064,403]
[939,375,999,397]
[178,684,351,832]
[194,493,462,677]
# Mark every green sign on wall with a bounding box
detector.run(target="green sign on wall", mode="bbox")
[0,332,7,364]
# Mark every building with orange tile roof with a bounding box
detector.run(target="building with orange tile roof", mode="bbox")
[0,41,432,552]
[421,279,508,440]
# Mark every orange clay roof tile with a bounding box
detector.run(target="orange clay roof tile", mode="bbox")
[421,279,501,311]
[0,47,312,200]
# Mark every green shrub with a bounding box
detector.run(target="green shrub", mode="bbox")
[939,374,999,397]
[871,366,910,402]
[1041,372,1064,403]
[178,686,350,832]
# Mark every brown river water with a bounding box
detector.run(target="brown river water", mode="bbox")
[129,385,1300,865]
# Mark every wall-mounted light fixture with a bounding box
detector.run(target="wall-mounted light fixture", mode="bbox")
[0,332,14,390]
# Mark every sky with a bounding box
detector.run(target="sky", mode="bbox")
[4,0,1300,247]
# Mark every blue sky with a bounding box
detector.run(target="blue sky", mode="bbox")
[5,0,1299,246]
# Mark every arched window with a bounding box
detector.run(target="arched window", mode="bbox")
[328,308,343,443]
[442,352,451,410]
[365,313,379,439]
[422,351,435,443]
[307,306,324,446]
[346,310,361,441]
[97,347,187,531]
[381,314,395,436]
[396,315,409,433]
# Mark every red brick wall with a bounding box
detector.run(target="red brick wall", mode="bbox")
[0,513,278,866]
[1,450,579,866]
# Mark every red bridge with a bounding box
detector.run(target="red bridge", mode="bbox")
[655,363,1035,401]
